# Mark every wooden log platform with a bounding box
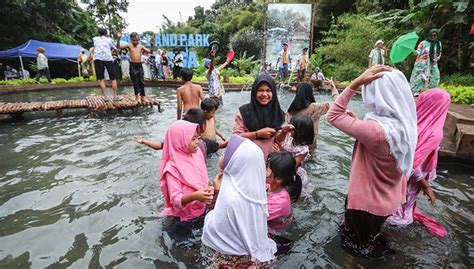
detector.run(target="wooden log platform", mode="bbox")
[0,94,161,117]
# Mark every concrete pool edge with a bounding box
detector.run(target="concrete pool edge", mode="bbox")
[0,80,253,95]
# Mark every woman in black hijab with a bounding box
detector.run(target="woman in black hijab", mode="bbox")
[233,74,291,160]
[286,81,339,151]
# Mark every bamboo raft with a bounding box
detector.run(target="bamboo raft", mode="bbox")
[0,94,161,117]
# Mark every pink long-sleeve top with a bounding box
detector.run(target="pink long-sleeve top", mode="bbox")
[160,173,207,221]
[327,87,406,216]
[233,110,275,160]
[267,188,291,221]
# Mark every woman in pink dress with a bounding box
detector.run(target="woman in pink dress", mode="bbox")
[387,88,450,237]
[327,66,417,259]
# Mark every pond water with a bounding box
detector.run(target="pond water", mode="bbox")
[0,86,472,268]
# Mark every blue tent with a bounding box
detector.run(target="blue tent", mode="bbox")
[0,39,87,59]
[0,40,88,78]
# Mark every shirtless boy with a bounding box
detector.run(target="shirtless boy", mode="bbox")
[200,98,225,141]
[176,68,204,120]
[116,31,153,103]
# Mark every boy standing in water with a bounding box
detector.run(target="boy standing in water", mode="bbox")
[116,31,153,103]
[200,98,225,142]
[176,68,204,120]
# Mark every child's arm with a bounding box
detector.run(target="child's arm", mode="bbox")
[141,45,152,54]
[294,153,306,168]
[116,31,129,50]
[274,124,294,144]
[215,128,226,141]
[177,89,183,120]
[181,188,214,206]
[217,58,231,72]
[419,178,436,206]
[133,135,163,150]
[166,174,214,209]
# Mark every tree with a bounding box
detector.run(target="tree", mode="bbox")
[84,0,129,34]
[0,0,99,50]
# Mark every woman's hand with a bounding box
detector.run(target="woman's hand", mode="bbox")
[132,135,144,144]
[257,127,276,139]
[195,188,214,204]
[424,187,437,206]
[349,65,392,90]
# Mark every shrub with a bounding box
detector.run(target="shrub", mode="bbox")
[440,84,474,105]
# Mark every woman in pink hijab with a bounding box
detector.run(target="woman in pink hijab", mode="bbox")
[387,88,451,237]
[159,120,214,222]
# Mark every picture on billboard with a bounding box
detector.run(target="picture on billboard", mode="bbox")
[265,4,312,70]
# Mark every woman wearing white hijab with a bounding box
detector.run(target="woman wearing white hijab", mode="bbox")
[327,65,417,259]
[202,135,277,267]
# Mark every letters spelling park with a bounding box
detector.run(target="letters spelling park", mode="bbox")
[120,33,211,68]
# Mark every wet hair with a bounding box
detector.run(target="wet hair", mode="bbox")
[200,98,219,112]
[290,115,314,146]
[98,28,107,36]
[181,68,193,82]
[268,151,302,203]
[130,32,139,39]
[182,108,206,125]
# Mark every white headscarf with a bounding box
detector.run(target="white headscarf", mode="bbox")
[201,137,277,262]
[362,69,417,177]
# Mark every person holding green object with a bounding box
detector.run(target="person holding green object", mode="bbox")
[409,28,442,93]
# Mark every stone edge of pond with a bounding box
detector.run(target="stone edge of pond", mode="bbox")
[0,81,255,95]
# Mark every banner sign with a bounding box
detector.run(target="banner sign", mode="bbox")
[120,33,211,68]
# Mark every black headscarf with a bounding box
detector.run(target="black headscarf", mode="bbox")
[287,83,315,114]
[239,74,285,132]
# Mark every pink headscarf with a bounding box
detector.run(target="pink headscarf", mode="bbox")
[159,120,208,208]
[413,88,451,171]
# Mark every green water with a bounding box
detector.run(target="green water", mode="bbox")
[0,86,472,268]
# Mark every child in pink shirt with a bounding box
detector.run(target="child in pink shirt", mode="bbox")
[159,120,214,222]
[266,151,302,221]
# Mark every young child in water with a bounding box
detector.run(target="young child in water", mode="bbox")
[266,151,302,221]
[159,120,214,222]
[200,98,226,142]
[274,115,315,197]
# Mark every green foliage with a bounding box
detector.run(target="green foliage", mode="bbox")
[232,51,260,76]
[0,0,100,50]
[441,73,474,86]
[85,0,129,34]
[161,0,264,61]
[317,13,395,81]
[440,84,474,105]
[0,76,92,86]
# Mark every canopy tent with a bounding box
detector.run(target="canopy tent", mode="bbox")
[0,40,88,77]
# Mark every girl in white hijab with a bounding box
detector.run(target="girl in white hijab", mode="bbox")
[202,135,277,267]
